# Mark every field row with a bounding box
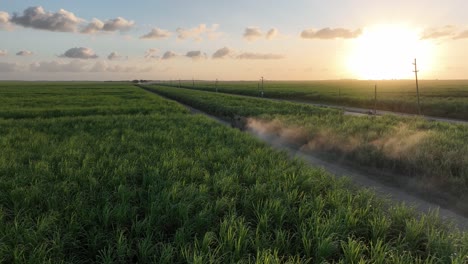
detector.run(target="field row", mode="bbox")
[0,82,185,118]
[165,79,468,120]
[144,85,468,215]
[0,82,466,263]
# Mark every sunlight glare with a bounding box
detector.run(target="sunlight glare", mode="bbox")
[346,24,436,80]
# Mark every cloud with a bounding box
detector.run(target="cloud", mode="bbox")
[60,47,98,59]
[30,60,88,72]
[453,30,468,40]
[185,50,207,60]
[29,60,152,73]
[421,25,457,39]
[81,17,134,34]
[0,11,9,24]
[107,52,123,60]
[16,50,33,56]
[0,11,12,30]
[212,47,234,59]
[243,27,263,41]
[162,51,177,60]
[10,6,83,32]
[237,52,285,60]
[102,17,134,32]
[176,24,221,41]
[301,27,362,39]
[0,50,7,56]
[80,18,104,34]
[266,28,278,40]
[144,48,159,59]
[140,27,171,39]
[90,61,151,73]
[0,62,19,72]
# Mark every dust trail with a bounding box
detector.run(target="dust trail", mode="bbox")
[245,117,468,230]
[246,118,431,161]
[370,125,430,159]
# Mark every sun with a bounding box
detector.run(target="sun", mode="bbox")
[346,24,436,80]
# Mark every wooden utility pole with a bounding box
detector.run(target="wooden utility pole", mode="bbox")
[413,59,421,115]
[374,84,377,115]
[179,79,181,88]
[215,79,218,92]
[261,77,264,98]
[192,78,195,87]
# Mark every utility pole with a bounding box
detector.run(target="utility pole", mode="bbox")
[374,84,377,115]
[179,79,181,88]
[192,78,195,87]
[413,58,421,115]
[215,79,218,92]
[261,76,264,98]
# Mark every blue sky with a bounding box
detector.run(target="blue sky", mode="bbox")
[1,1,467,80]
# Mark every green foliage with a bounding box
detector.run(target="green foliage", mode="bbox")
[145,85,468,215]
[0,82,466,263]
[169,79,468,120]
[0,82,187,118]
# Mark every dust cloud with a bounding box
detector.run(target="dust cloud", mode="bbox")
[246,117,430,161]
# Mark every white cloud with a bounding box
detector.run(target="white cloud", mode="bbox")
[237,52,285,60]
[107,52,123,60]
[30,60,88,72]
[140,27,172,39]
[144,48,159,59]
[9,6,134,35]
[0,62,19,72]
[0,50,7,56]
[80,18,104,34]
[212,47,234,59]
[102,17,134,32]
[185,50,207,60]
[162,51,177,60]
[176,24,221,41]
[81,17,134,34]
[0,11,9,24]
[16,50,34,56]
[243,27,263,41]
[0,11,12,30]
[11,6,83,32]
[91,61,152,73]
[29,60,151,73]
[301,27,362,39]
[421,25,457,40]
[453,30,468,40]
[60,47,98,59]
[266,28,278,40]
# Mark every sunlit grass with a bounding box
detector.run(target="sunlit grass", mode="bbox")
[145,85,468,215]
[0,82,466,262]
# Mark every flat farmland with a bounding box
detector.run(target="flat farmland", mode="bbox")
[0,82,467,263]
[145,85,468,216]
[174,79,468,120]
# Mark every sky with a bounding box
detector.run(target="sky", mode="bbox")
[0,0,467,80]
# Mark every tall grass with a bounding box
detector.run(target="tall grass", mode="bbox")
[144,85,468,215]
[168,79,468,120]
[0,82,466,262]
